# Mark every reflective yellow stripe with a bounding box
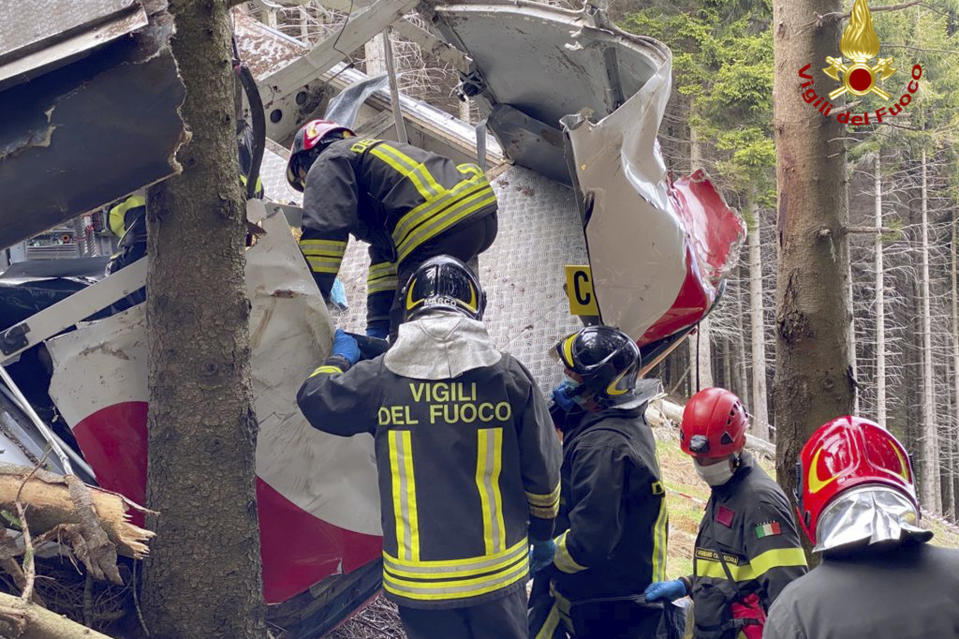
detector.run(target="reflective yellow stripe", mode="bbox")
[368,277,399,294]
[694,547,808,581]
[389,431,419,562]
[651,495,668,581]
[397,190,497,262]
[382,553,527,601]
[305,256,343,274]
[308,365,343,378]
[561,334,577,368]
[525,483,561,507]
[530,504,559,519]
[476,428,506,554]
[535,604,562,639]
[368,261,397,277]
[369,144,442,201]
[368,261,399,294]
[108,195,146,237]
[391,175,490,249]
[300,239,347,254]
[457,163,484,178]
[383,538,526,578]
[553,530,587,574]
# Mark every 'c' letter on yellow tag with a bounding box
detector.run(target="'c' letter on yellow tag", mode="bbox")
[565,265,599,316]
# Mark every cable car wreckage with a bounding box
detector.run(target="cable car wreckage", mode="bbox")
[0,0,744,635]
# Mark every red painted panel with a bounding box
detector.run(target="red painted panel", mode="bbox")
[71,402,383,604]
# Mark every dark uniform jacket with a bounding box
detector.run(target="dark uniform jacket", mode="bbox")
[298,138,497,326]
[550,403,669,601]
[296,315,560,610]
[764,541,959,639]
[688,454,807,638]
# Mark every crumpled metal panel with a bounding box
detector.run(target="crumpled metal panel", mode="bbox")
[431,1,668,183]
[46,209,381,605]
[0,30,184,250]
[564,51,745,344]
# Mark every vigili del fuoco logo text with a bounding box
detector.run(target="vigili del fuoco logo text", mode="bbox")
[799,0,922,127]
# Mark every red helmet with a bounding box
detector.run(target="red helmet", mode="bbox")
[679,387,748,459]
[797,416,917,545]
[285,120,355,192]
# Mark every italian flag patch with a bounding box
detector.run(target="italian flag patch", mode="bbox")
[755,521,782,538]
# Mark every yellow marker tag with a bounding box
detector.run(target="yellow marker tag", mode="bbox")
[564,265,599,316]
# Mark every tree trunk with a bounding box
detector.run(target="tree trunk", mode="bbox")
[748,196,770,439]
[875,152,887,428]
[689,125,713,391]
[772,0,855,509]
[141,2,265,638]
[951,209,959,520]
[919,149,941,512]
[736,263,751,409]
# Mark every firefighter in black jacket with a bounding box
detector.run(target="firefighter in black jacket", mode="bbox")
[764,416,959,639]
[528,326,669,638]
[645,388,807,639]
[286,120,498,339]
[296,255,560,639]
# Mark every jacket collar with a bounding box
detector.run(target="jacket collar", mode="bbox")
[384,313,502,379]
[562,402,648,446]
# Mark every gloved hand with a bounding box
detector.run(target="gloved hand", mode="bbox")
[365,325,389,339]
[529,539,556,573]
[552,380,579,412]
[331,328,361,365]
[330,278,348,309]
[644,579,687,602]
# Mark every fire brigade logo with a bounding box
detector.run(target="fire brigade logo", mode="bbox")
[823,0,896,100]
[798,0,922,127]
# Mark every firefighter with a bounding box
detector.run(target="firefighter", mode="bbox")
[645,388,807,639]
[286,120,498,340]
[528,326,670,638]
[763,416,959,639]
[296,255,560,639]
[106,129,263,277]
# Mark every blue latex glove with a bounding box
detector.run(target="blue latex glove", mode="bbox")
[331,329,361,365]
[552,380,579,412]
[365,325,389,339]
[644,579,687,602]
[529,539,556,573]
[330,278,348,309]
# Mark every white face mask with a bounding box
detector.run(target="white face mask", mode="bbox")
[693,458,735,486]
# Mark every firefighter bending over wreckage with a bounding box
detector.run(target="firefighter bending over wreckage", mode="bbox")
[764,416,959,639]
[529,326,677,639]
[645,388,807,639]
[296,255,561,639]
[286,120,499,340]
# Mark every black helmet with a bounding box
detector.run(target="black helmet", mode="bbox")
[554,326,641,403]
[401,255,486,321]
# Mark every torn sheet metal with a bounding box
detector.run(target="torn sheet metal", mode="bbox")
[431,1,668,183]
[564,53,745,344]
[0,13,183,251]
[46,210,381,605]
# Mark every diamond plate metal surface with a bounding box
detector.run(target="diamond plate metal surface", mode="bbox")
[261,148,586,390]
[0,0,137,61]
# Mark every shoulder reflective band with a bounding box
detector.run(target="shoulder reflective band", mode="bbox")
[694,547,808,581]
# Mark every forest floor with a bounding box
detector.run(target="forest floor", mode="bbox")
[330,417,959,639]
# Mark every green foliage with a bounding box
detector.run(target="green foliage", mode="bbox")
[618,0,775,201]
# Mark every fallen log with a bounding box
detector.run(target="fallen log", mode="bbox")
[0,592,115,639]
[0,464,154,584]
